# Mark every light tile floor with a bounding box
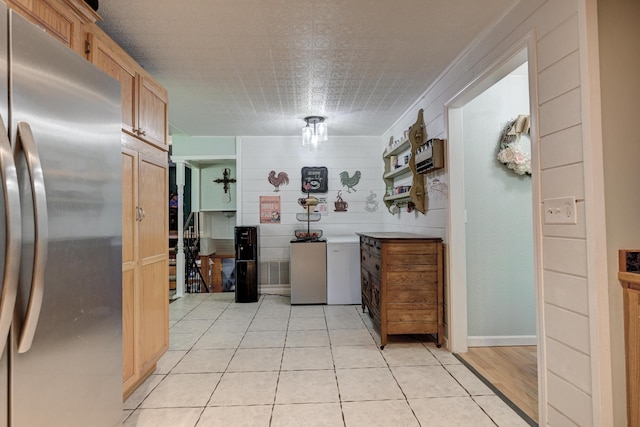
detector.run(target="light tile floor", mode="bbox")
[123,293,530,427]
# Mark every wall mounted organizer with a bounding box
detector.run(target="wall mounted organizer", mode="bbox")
[415,138,445,174]
[382,109,428,214]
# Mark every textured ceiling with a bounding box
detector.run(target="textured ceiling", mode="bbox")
[97,0,516,137]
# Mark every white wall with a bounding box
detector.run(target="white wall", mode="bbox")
[463,71,536,342]
[381,0,613,425]
[598,0,640,425]
[200,162,236,211]
[238,136,384,293]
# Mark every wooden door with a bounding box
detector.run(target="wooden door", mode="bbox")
[138,153,168,374]
[137,75,168,149]
[121,147,138,392]
[88,31,137,136]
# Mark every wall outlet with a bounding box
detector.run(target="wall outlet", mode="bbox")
[543,196,577,225]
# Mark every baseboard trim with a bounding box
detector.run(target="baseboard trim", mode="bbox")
[467,335,537,347]
[260,284,291,296]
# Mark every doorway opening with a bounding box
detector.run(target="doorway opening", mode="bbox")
[446,45,541,424]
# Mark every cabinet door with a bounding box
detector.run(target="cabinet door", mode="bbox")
[138,153,168,373]
[8,0,86,54]
[137,75,168,149]
[121,148,138,390]
[90,33,137,136]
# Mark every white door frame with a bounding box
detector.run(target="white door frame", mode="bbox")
[444,31,545,421]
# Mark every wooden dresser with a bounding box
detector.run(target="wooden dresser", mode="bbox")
[357,232,443,349]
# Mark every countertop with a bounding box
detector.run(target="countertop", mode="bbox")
[356,232,442,241]
[324,234,360,244]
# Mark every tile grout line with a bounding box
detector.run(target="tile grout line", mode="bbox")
[125,294,226,423]
[324,305,348,427]
[268,296,291,427]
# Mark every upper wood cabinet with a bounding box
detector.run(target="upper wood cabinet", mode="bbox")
[137,75,168,149]
[86,24,168,150]
[6,0,99,56]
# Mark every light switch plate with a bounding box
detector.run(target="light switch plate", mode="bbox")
[543,196,577,224]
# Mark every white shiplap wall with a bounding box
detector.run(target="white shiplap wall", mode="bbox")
[238,136,384,294]
[380,0,611,425]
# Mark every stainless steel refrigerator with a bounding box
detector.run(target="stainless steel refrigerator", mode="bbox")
[0,5,122,427]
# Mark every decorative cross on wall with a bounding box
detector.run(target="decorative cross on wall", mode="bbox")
[213,168,236,194]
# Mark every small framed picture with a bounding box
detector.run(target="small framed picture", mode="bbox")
[301,166,328,193]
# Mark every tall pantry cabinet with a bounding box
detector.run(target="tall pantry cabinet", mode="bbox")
[86,24,169,399]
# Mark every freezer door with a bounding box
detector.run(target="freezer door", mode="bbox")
[0,3,8,427]
[9,11,122,427]
[290,241,327,304]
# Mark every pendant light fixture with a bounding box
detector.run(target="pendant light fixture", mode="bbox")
[302,116,327,150]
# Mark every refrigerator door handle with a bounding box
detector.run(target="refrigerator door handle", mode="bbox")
[15,121,48,354]
[0,116,21,354]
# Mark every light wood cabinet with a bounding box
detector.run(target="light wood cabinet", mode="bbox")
[618,250,640,426]
[137,75,168,148]
[86,21,169,401]
[121,146,137,389]
[87,27,137,136]
[622,286,640,427]
[86,24,168,150]
[122,136,169,399]
[358,232,443,349]
[6,0,98,56]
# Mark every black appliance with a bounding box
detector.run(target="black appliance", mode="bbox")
[235,226,259,302]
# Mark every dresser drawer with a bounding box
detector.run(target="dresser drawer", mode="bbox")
[360,269,371,305]
[361,252,381,276]
[387,288,437,304]
[370,273,381,313]
[360,236,381,256]
[387,321,438,335]
[387,271,438,287]
[387,303,438,322]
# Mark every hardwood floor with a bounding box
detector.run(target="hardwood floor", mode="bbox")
[457,346,538,424]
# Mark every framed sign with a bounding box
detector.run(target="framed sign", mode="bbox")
[260,196,281,223]
[301,166,328,193]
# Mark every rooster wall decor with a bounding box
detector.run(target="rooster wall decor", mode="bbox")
[268,171,289,192]
[339,170,361,193]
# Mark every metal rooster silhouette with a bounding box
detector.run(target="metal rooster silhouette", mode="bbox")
[339,170,361,193]
[268,170,289,192]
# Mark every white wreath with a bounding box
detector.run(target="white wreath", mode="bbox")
[497,115,531,176]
